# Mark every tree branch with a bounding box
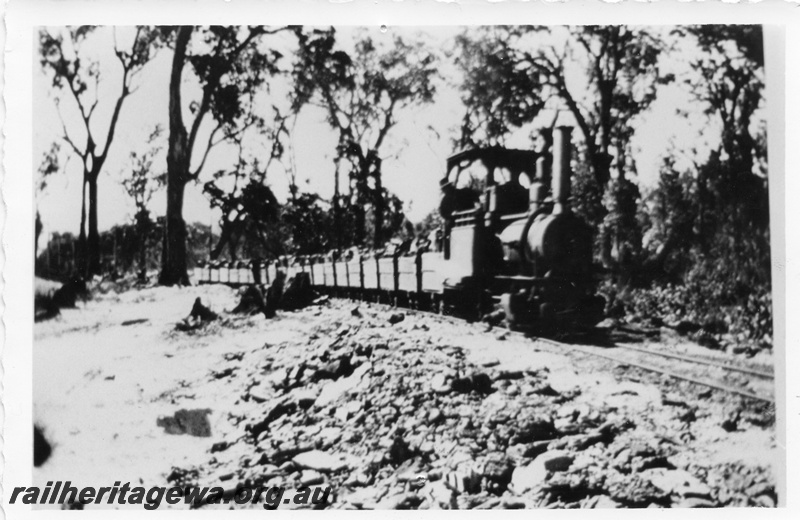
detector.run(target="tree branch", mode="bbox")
[56,104,86,159]
[188,123,222,181]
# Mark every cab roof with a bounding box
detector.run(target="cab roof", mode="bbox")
[446,147,541,176]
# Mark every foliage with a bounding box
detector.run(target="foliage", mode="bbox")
[159,25,290,285]
[292,28,437,248]
[621,26,772,345]
[121,125,167,279]
[605,266,772,346]
[279,193,335,255]
[414,209,444,239]
[121,125,166,218]
[452,27,545,148]
[203,160,281,261]
[37,142,64,193]
[35,221,217,282]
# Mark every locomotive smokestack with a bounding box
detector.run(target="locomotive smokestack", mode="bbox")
[552,126,572,215]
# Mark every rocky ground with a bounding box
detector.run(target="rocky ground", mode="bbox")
[33,284,778,509]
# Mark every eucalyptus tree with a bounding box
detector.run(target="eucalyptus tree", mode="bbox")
[292,28,438,248]
[158,25,289,285]
[121,126,166,281]
[39,26,160,276]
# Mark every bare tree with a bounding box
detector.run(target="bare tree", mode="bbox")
[39,26,160,277]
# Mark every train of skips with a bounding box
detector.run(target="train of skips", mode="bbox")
[196,126,605,329]
[194,240,468,308]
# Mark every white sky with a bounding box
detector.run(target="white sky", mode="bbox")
[33,25,759,242]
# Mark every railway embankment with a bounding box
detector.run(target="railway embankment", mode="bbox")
[33,284,778,509]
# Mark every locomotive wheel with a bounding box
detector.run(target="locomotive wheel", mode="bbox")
[539,302,555,321]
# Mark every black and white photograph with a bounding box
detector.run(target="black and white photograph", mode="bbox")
[2,0,791,513]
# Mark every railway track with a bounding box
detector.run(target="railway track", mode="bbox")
[359,300,775,404]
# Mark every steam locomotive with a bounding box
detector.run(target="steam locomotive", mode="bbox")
[196,125,603,330]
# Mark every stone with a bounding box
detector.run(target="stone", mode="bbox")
[210,441,229,453]
[290,388,319,409]
[721,408,741,432]
[589,495,622,508]
[293,450,351,472]
[430,373,451,394]
[282,272,314,310]
[428,408,444,425]
[248,398,297,438]
[334,400,363,422]
[510,459,548,493]
[641,468,712,499]
[232,285,267,315]
[388,313,405,325]
[315,362,371,407]
[445,467,482,494]
[494,370,525,381]
[451,372,493,395]
[376,492,423,510]
[606,473,668,507]
[510,451,573,493]
[157,408,212,437]
[427,480,457,509]
[189,297,218,321]
[541,451,574,472]
[752,494,776,508]
[387,436,415,466]
[510,415,556,444]
[314,355,353,381]
[675,497,717,508]
[299,470,325,486]
[344,470,374,488]
[479,452,515,492]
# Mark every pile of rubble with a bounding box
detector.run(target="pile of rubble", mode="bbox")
[168,300,777,509]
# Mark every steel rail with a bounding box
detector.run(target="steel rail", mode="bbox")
[417,308,774,403]
[566,345,774,404]
[614,343,774,380]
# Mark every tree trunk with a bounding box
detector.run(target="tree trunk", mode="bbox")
[160,177,189,285]
[159,26,193,286]
[35,210,43,260]
[211,221,233,260]
[137,212,149,282]
[373,168,384,249]
[77,176,88,278]
[333,161,341,250]
[87,177,101,276]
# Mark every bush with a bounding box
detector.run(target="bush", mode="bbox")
[603,272,773,347]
